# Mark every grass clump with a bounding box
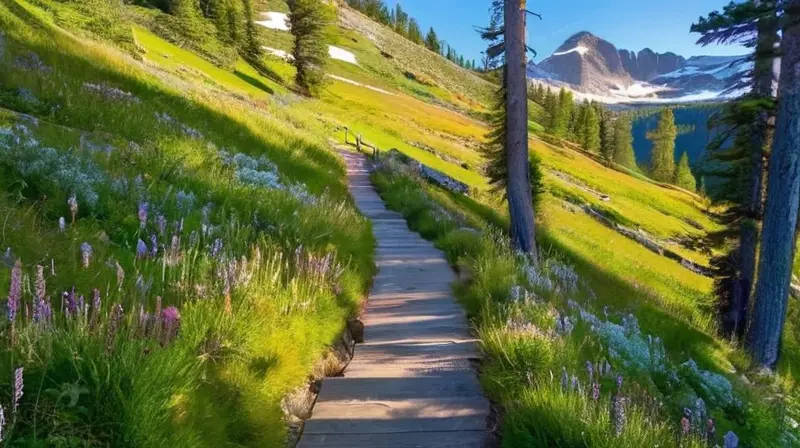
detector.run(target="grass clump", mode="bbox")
[371,156,791,447]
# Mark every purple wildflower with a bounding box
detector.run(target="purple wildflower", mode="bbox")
[65,288,78,318]
[138,202,148,229]
[586,361,594,380]
[616,375,623,390]
[35,265,45,301]
[612,395,626,436]
[157,215,167,235]
[12,367,23,413]
[136,239,148,259]
[161,306,180,344]
[723,431,739,448]
[571,375,579,393]
[37,297,52,324]
[591,382,600,401]
[105,304,123,352]
[560,367,569,391]
[68,194,78,223]
[58,216,66,233]
[211,239,223,258]
[80,242,92,268]
[7,260,22,323]
[150,234,158,257]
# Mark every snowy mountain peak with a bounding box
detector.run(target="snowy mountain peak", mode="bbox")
[528,32,750,104]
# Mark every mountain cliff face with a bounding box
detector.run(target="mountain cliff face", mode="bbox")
[536,32,632,92]
[528,31,749,103]
[619,48,686,81]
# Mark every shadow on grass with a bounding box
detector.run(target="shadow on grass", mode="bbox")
[427,185,728,373]
[234,69,275,95]
[1,0,346,196]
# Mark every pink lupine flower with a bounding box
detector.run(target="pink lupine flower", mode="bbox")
[681,417,691,435]
[161,306,180,344]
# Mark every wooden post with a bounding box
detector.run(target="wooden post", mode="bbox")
[356,134,361,153]
[344,127,349,145]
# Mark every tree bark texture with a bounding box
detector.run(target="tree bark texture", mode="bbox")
[504,0,538,258]
[748,0,800,367]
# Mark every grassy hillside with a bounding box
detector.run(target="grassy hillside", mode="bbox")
[0,0,794,446]
[0,0,373,445]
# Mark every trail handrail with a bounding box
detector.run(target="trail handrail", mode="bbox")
[343,126,380,160]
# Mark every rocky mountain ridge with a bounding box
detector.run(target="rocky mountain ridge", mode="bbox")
[529,31,749,103]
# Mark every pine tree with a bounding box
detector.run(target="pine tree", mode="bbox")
[599,109,615,162]
[240,0,261,61]
[648,109,677,182]
[552,87,572,138]
[479,0,540,258]
[674,152,696,191]
[693,0,780,339]
[394,3,408,35]
[583,106,601,153]
[407,18,423,44]
[748,0,800,368]
[613,114,636,169]
[544,89,560,135]
[424,27,441,53]
[287,0,334,96]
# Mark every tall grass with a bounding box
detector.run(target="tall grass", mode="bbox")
[371,157,790,447]
[0,0,374,445]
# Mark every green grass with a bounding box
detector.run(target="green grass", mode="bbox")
[0,0,373,446]
[371,162,788,447]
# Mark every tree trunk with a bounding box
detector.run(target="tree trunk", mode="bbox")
[748,0,800,368]
[504,0,538,258]
[729,0,779,339]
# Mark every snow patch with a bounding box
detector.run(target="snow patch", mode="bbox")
[329,46,357,64]
[552,45,589,57]
[263,46,294,61]
[611,83,669,98]
[255,12,289,31]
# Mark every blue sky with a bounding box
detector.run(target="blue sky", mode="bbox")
[383,0,748,63]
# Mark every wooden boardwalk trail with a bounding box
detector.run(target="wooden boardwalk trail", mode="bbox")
[297,151,490,447]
